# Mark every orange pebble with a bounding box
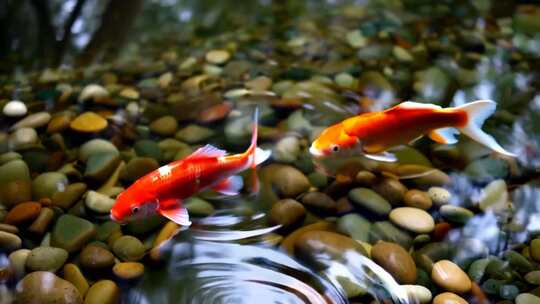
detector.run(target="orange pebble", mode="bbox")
[4,202,42,225]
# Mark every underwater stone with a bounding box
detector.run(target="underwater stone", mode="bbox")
[79,245,115,270]
[32,172,68,200]
[11,112,51,130]
[0,231,22,252]
[15,271,82,304]
[432,292,467,304]
[84,280,120,304]
[63,263,89,296]
[269,199,306,229]
[85,191,115,214]
[70,112,108,133]
[371,241,417,284]
[113,262,145,280]
[348,188,392,217]
[51,214,96,253]
[3,100,27,117]
[26,246,69,272]
[389,207,435,234]
[432,260,472,294]
[112,235,145,262]
[336,213,371,243]
[79,139,119,162]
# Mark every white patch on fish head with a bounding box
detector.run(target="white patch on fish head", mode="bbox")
[158,164,173,178]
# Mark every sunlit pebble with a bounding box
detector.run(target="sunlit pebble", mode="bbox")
[205,49,230,65]
[2,100,27,117]
[79,84,109,102]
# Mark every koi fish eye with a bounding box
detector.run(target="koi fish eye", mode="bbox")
[331,145,340,152]
[132,206,140,214]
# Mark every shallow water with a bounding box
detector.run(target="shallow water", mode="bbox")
[2,1,540,304]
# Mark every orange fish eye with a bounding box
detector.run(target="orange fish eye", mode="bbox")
[132,206,140,214]
[331,145,340,152]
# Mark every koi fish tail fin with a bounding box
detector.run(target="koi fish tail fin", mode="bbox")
[456,100,516,157]
[246,107,272,168]
[245,107,271,193]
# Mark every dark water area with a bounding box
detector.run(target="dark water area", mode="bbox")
[1,0,540,304]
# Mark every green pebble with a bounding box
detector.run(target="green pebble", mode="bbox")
[184,197,215,216]
[525,271,540,285]
[369,221,412,249]
[0,159,30,184]
[32,172,68,200]
[79,139,119,162]
[26,246,69,272]
[175,124,214,144]
[482,278,504,295]
[85,190,115,213]
[84,152,120,181]
[95,221,121,242]
[348,188,392,217]
[505,250,534,273]
[308,172,328,188]
[500,284,520,300]
[336,214,371,243]
[465,158,509,182]
[468,257,492,282]
[51,214,96,253]
[134,139,162,161]
[439,205,474,224]
[112,235,146,262]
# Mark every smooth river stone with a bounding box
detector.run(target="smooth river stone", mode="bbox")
[389,207,435,234]
[25,246,69,272]
[402,285,432,304]
[15,271,82,304]
[269,199,306,229]
[371,241,417,284]
[348,187,392,216]
[51,214,96,253]
[70,112,107,133]
[294,230,367,267]
[404,189,432,210]
[516,293,540,304]
[63,263,90,296]
[84,280,120,304]
[3,100,27,117]
[3,201,41,225]
[433,292,468,304]
[11,112,51,130]
[432,260,472,294]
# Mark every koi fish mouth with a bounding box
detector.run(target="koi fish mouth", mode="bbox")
[110,213,127,225]
[309,145,324,158]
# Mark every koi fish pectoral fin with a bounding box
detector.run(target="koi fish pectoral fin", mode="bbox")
[428,127,459,144]
[157,198,191,226]
[212,175,243,196]
[363,151,397,162]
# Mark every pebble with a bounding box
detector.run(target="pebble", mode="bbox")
[525,271,540,285]
[371,241,417,284]
[432,292,468,304]
[15,272,81,304]
[206,49,231,64]
[134,139,162,160]
[32,172,68,200]
[402,285,432,304]
[175,124,214,143]
[84,280,120,304]
[150,115,178,136]
[348,188,392,217]
[79,84,110,103]
[355,170,376,185]
[27,207,55,235]
[337,214,371,243]
[0,231,22,252]
[404,189,433,210]
[10,127,38,148]
[478,179,508,212]
[112,235,145,261]
[120,157,159,182]
[389,207,435,234]
[79,139,119,162]
[52,183,87,209]
[80,245,115,269]
[531,238,540,262]
[370,221,413,249]
[372,178,408,206]
[0,223,18,234]
[184,197,215,216]
[269,199,306,229]
[150,221,180,261]
[51,214,97,253]
[84,152,121,181]
[3,201,41,225]
[70,112,108,133]
[273,136,301,163]
[432,260,472,294]
[516,293,540,304]
[440,205,474,225]
[47,112,73,133]
[85,191,115,213]
[8,249,30,278]
[0,160,30,184]
[271,165,311,198]
[3,100,27,117]
[113,262,145,280]
[26,246,69,272]
[11,112,51,130]
[294,231,367,265]
[63,263,90,296]
[301,192,337,215]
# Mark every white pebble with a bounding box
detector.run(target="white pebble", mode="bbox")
[428,187,451,206]
[402,285,432,304]
[79,84,109,102]
[3,100,27,117]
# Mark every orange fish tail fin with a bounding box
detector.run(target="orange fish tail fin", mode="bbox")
[244,107,271,193]
[456,100,515,157]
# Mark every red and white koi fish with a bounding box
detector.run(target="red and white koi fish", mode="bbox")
[310,100,515,162]
[110,109,271,226]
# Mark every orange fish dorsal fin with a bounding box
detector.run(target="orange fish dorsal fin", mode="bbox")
[186,144,227,160]
[395,101,442,110]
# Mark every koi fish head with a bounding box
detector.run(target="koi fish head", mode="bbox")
[309,123,359,158]
[110,187,155,224]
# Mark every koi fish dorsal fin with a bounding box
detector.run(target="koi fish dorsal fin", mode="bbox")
[396,101,442,110]
[186,144,227,160]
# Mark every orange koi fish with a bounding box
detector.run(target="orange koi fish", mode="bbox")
[110,109,271,226]
[310,100,515,162]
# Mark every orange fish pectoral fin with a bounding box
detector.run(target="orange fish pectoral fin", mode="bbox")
[428,128,459,144]
[158,198,191,226]
[212,175,243,196]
